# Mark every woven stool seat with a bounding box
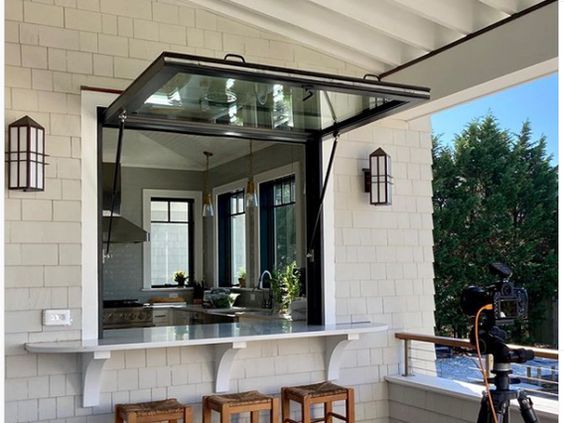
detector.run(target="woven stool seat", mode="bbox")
[118,399,185,415]
[206,391,272,407]
[281,382,354,423]
[203,391,279,423]
[284,382,348,399]
[115,398,192,423]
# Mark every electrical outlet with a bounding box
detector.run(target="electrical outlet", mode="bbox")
[43,309,72,326]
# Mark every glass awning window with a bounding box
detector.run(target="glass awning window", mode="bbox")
[103,53,430,141]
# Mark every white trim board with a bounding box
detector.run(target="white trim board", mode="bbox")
[81,90,118,340]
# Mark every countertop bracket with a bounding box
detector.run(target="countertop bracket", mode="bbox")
[214,341,247,393]
[325,333,360,381]
[82,351,111,407]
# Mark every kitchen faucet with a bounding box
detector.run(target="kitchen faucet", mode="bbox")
[258,270,272,290]
[258,270,273,308]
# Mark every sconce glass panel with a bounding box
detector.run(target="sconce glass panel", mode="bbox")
[7,116,47,191]
[369,148,392,205]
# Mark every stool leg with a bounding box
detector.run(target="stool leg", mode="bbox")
[220,409,230,423]
[184,406,193,423]
[324,401,333,423]
[271,397,280,423]
[281,389,291,423]
[345,389,355,423]
[301,398,311,423]
[202,398,212,423]
[115,406,122,423]
[251,411,260,423]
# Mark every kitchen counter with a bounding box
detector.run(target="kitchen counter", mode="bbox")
[26,320,387,407]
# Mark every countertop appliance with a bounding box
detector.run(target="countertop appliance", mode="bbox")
[103,299,153,329]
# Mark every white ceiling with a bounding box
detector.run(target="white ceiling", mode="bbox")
[168,0,545,73]
[102,128,271,170]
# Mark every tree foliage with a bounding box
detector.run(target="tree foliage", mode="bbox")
[432,114,558,344]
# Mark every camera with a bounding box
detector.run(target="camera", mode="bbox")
[461,262,528,325]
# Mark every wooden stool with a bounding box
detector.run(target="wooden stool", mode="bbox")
[202,391,279,423]
[281,382,354,423]
[115,398,192,423]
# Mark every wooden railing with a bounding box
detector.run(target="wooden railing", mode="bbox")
[395,332,558,360]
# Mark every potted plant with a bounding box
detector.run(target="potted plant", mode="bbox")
[238,269,246,288]
[271,261,301,315]
[173,271,187,287]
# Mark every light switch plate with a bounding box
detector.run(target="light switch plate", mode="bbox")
[43,309,72,326]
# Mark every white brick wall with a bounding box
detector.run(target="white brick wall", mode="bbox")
[4,1,435,421]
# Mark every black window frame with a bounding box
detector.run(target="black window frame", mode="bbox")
[260,175,297,280]
[217,190,245,287]
[149,197,195,287]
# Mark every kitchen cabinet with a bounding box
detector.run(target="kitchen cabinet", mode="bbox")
[152,309,171,326]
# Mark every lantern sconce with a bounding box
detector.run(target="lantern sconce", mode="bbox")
[363,148,392,205]
[7,116,48,192]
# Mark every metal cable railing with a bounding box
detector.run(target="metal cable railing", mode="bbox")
[396,332,558,399]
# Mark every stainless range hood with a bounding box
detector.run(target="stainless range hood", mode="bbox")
[102,163,149,244]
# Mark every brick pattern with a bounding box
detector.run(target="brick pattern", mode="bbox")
[5,0,434,422]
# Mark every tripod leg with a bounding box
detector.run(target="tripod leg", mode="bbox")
[477,394,491,423]
[517,391,538,423]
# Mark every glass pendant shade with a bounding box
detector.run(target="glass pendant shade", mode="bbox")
[203,193,214,217]
[246,178,258,208]
[202,151,214,217]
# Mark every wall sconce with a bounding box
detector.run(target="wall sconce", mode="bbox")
[363,148,392,205]
[7,116,47,191]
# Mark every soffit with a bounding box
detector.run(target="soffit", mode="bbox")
[168,0,546,73]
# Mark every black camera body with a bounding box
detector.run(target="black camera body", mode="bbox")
[461,263,528,325]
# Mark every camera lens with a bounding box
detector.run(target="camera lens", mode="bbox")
[501,282,513,296]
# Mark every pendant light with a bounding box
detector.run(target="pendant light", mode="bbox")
[203,151,214,217]
[245,140,258,209]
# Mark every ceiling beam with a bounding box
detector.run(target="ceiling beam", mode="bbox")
[218,0,427,66]
[305,0,461,51]
[477,0,520,14]
[384,1,557,108]
[387,0,509,34]
[166,0,388,72]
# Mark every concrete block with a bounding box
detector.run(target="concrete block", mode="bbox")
[133,19,159,41]
[98,33,128,57]
[66,8,102,33]
[159,24,185,45]
[117,368,138,390]
[24,2,63,27]
[79,31,98,53]
[6,65,31,88]
[38,398,57,420]
[39,27,79,50]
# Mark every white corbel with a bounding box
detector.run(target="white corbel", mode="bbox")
[214,342,247,392]
[82,351,111,407]
[325,333,360,381]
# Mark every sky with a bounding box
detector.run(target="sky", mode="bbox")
[431,73,558,164]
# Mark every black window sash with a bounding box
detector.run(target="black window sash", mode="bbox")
[217,190,245,287]
[150,198,195,284]
[259,175,296,278]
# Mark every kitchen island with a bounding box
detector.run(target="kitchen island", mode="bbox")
[25,320,387,407]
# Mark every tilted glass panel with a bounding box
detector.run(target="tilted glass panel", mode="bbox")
[134,72,394,132]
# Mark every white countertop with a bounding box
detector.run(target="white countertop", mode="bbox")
[25,321,386,353]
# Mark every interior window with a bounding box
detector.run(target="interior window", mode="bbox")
[260,175,297,276]
[150,198,194,286]
[217,190,246,287]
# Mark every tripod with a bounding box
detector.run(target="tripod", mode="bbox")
[473,324,539,423]
[476,361,539,423]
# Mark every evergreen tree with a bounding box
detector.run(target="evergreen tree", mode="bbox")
[432,115,558,345]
